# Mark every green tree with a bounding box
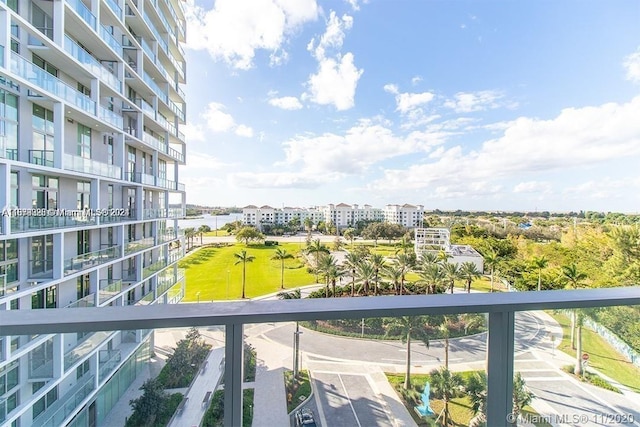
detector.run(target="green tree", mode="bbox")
[354,259,376,295]
[235,226,264,246]
[382,264,404,295]
[344,251,364,297]
[370,253,386,295]
[483,251,500,292]
[343,228,356,247]
[305,239,329,283]
[128,379,168,426]
[561,263,587,351]
[442,262,460,294]
[271,248,294,289]
[184,227,196,251]
[460,262,481,293]
[430,367,464,426]
[395,253,415,295]
[384,316,431,389]
[234,250,255,299]
[531,256,548,291]
[197,225,211,245]
[512,372,533,420]
[317,253,341,297]
[418,264,445,295]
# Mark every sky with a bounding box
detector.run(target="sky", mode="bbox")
[179,0,640,213]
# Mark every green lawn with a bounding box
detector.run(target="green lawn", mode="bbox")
[180,243,316,301]
[548,312,640,392]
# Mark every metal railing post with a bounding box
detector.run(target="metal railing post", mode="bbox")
[486,310,515,426]
[224,323,243,427]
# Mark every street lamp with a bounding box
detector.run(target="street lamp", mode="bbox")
[293,323,302,379]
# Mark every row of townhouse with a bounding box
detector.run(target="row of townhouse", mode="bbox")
[242,203,425,230]
[0,1,187,426]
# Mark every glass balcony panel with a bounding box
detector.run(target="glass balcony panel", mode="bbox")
[100,25,122,55]
[0,135,17,160]
[104,0,123,21]
[98,349,122,382]
[125,237,155,255]
[143,208,167,219]
[64,153,122,179]
[33,374,95,427]
[64,331,111,371]
[167,146,184,162]
[143,71,168,104]
[135,291,155,305]
[142,132,166,152]
[98,105,124,129]
[63,36,121,93]
[10,52,95,114]
[141,98,155,118]
[143,11,168,53]
[65,294,95,308]
[167,207,185,218]
[142,259,167,279]
[12,214,96,233]
[98,279,122,305]
[29,149,54,167]
[64,246,122,276]
[68,0,97,31]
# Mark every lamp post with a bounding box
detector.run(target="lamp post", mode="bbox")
[293,322,302,379]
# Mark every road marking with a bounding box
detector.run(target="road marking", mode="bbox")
[337,374,362,427]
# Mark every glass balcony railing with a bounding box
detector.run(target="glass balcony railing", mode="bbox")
[65,294,95,309]
[167,50,185,80]
[143,208,168,219]
[11,214,96,233]
[64,246,122,276]
[142,259,167,279]
[64,153,122,179]
[177,129,185,143]
[169,99,185,122]
[143,11,168,54]
[104,0,123,21]
[167,145,184,162]
[125,237,155,255]
[10,52,96,114]
[64,35,121,93]
[0,135,17,160]
[139,37,155,63]
[98,105,124,129]
[142,132,167,152]
[100,25,122,56]
[64,331,111,371]
[99,349,122,382]
[29,149,54,167]
[98,209,136,224]
[33,374,95,427]
[98,279,122,305]
[68,0,97,31]
[135,291,155,305]
[141,97,155,117]
[143,71,168,104]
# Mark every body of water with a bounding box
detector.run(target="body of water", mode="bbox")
[177,213,243,230]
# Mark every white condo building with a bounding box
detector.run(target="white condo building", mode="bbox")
[414,228,484,271]
[0,0,187,426]
[383,204,425,228]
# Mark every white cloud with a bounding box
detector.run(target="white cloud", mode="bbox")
[563,178,640,200]
[230,172,334,189]
[396,92,435,114]
[269,96,303,110]
[281,120,445,175]
[201,102,253,137]
[304,11,363,111]
[184,0,319,70]
[343,0,361,11]
[371,96,640,196]
[383,83,399,94]
[182,123,205,142]
[235,124,254,138]
[513,181,552,194]
[411,76,423,85]
[444,90,512,113]
[623,47,640,83]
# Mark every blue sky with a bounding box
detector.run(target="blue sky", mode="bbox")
[181,0,640,212]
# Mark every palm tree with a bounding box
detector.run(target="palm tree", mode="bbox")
[184,227,196,251]
[483,251,500,292]
[395,235,413,255]
[317,253,339,297]
[343,251,364,297]
[277,289,302,378]
[354,259,376,295]
[305,239,329,283]
[343,228,356,247]
[197,225,210,245]
[512,372,533,419]
[439,316,454,369]
[395,253,414,295]
[234,250,255,299]
[382,264,404,295]
[418,264,445,295]
[271,248,293,289]
[460,262,481,293]
[370,253,386,295]
[561,263,587,351]
[442,262,460,294]
[430,367,463,426]
[532,256,548,291]
[383,316,431,389]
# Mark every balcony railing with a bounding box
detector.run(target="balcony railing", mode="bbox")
[10,52,95,114]
[143,71,168,104]
[168,207,185,218]
[143,208,167,219]
[29,149,54,167]
[104,0,123,21]
[3,288,639,427]
[64,153,122,179]
[142,259,167,279]
[64,245,122,276]
[64,331,111,371]
[100,24,122,56]
[11,213,96,233]
[142,132,167,152]
[124,237,155,255]
[67,0,97,31]
[98,279,122,305]
[65,294,95,309]
[143,11,168,54]
[0,135,17,160]
[64,35,121,93]
[98,105,124,129]
[99,349,122,382]
[32,374,95,427]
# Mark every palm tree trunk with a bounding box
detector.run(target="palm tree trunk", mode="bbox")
[280,262,285,289]
[400,276,405,295]
[404,332,411,389]
[331,279,336,297]
[570,310,576,349]
[241,263,246,299]
[351,274,355,297]
[444,336,449,370]
[490,268,494,292]
[574,325,583,375]
[537,270,542,291]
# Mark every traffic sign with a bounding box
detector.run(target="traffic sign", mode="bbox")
[582,353,589,361]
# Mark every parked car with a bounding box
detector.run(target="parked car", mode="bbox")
[294,408,317,427]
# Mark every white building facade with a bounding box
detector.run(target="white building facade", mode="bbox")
[414,228,484,271]
[0,0,187,425]
[383,204,425,228]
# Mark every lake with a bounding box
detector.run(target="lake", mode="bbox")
[177,213,243,230]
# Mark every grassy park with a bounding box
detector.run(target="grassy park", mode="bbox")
[179,243,315,301]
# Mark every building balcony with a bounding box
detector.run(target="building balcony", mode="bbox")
[10,52,95,115]
[63,35,121,93]
[104,0,123,21]
[98,105,124,129]
[31,374,95,427]
[64,245,122,276]
[142,259,168,279]
[98,349,122,382]
[11,214,97,234]
[65,294,95,309]
[124,237,155,255]
[2,288,639,427]
[0,135,17,160]
[98,279,123,305]
[142,131,167,153]
[67,0,97,32]
[29,149,54,167]
[64,153,122,179]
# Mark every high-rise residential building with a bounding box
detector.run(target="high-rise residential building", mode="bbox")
[0,0,186,425]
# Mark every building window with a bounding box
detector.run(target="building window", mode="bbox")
[107,184,114,209]
[77,123,91,158]
[76,359,90,380]
[77,230,90,255]
[77,181,91,210]
[0,239,18,285]
[31,285,56,309]
[32,54,57,77]
[127,146,136,180]
[106,136,114,165]
[32,105,54,166]
[30,235,53,275]
[0,90,18,159]
[32,175,58,209]
[77,274,90,300]
[77,82,90,97]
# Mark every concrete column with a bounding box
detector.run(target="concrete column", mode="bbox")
[53,102,65,169]
[486,310,515,427]
[52,0,65,46]
[53,233,63,279]
[0,163,9,234]
[224,323,244,427]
